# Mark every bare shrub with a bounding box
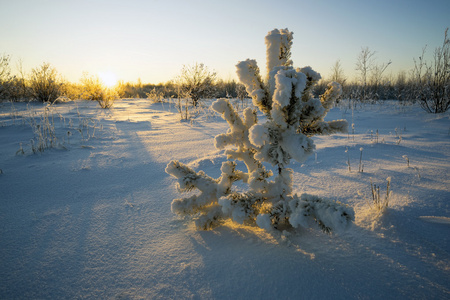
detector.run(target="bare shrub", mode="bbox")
[369,60,391,100]
[176,63,217,107]
[0,54,28,101]
[61,81,81,100]
[146,87,165,103]
[29,63,62,103]
[96,89,118,109]
[330,59,347,88]
[0,54,12,100]
[355,47,376,100]
[412,28,449,113]
[80,72,106,101]
[78,72,118,108]
[12,59,31,101]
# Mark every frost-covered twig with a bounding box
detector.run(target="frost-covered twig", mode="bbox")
[369,177,391,212]
[345,147,351,172]
[402,155,410,167]
[358,147,364,173]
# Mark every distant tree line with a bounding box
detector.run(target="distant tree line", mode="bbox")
[0,29,448,113]
[0,58,245,104]
[313,29,449,113]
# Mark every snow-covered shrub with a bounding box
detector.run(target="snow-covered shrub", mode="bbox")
[166,28,354,233]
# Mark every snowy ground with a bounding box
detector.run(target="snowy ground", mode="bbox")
[0,98,449,299]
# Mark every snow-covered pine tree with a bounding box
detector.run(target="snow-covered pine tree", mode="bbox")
[166,28,354,233]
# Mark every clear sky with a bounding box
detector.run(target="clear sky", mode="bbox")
[1,0,448,85]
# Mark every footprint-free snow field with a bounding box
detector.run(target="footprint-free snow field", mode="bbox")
[0,98,449,299]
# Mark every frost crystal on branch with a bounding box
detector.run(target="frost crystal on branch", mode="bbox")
[166,28,354,234]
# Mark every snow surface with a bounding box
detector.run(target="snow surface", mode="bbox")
[0,98,449,299]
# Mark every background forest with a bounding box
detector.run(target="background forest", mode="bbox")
[0,28,448,114]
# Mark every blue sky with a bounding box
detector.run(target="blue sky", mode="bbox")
[1,0,448,84]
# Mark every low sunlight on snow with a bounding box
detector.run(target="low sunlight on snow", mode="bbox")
[0,98,449,299]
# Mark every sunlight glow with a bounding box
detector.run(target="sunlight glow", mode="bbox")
[98,71,118,87]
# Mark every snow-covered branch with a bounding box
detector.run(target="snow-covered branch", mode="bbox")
[236,59,271,115]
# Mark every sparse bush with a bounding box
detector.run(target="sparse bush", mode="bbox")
[116,80,137,98]
[6,77,31,102]
[326,60,347,102]
[0,54,29,102]
[96,88,118,109]
[369,58,391,99]
[78,72,118,108]
[166,28,354,233]
[355,47,376,101]
[176,63,217,107]
[12,59,31,101]
[28,105,59,153]
[412,28,449,113]
[29,63,62,103]
[393,71,410,103]
[0,54,12,100]
[146,87,165,103]
[353,47,392,101]
[79,72,106,101]
[14,102,103,154]
[60,81,82,100]
[330,59,347,88]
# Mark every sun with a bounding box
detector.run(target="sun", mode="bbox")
[98,71,118,88]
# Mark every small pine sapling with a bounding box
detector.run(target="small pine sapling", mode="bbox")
[166,28,354,233]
